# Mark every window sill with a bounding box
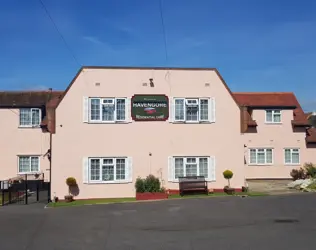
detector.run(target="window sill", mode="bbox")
[88,121,130,124]
[264,122,282,125]
[169,179,215,183]
[172,121,213,124]
[87,180,132,184]
[18,172,41,175]
[248,164,274,166]
[285,163,301,166]
[18,126,41,129]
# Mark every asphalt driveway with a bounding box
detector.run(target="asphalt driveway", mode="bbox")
[1,193,316,250]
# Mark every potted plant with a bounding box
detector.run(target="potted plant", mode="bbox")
[64,177,77,202]
[135,175,168,200]
[223,170,235,195]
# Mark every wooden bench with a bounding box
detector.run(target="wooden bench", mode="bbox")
[178,176,208,196]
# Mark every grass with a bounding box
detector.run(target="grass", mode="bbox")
[47,191,268,208]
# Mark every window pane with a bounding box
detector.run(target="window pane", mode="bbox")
[19,157,30,173]
[273,114,281,123]
[20,109,31,126]
[199,158,208,178]
[186,106,198,121]
[90,99,100,120]
[200,99,208,121]
[266,149,273,164]
[116,159,126,180]
[186,163,197,176]
[257,149,266,164]
[266,110,272,122]
[250,149,257,164]
[31,109,40,126]
[284,149,291,164]
[116,99,126,121]
[102,165,114,181]
[292,151,300,164]
[102,105,115,121]
[103,159,113,165]
[174,99,185,120]
[30,157,39,172]
[90,159,100,180]
[174,158,184,178]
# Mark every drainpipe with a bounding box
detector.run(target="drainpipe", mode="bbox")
[48,88,53,203]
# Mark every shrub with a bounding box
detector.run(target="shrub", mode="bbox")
[66,177,77,187]
[135,175,164,193]
[290,168,306,180]
[223,170,233,187]
[135,177,145,193]
[304,163,316,178]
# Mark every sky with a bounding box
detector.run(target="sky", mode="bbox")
[0,0,316,111]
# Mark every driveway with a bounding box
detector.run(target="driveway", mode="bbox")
[1,194,316,250]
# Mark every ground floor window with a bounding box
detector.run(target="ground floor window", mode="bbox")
[249,148,273,165]
[168,156,215,182]
[284,148,300,165]
[18,156,40,174]
[84,157,132,183]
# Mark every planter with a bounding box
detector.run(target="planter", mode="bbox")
[224,187,235,195]
[64,195,74,203]
[136,192,168,201]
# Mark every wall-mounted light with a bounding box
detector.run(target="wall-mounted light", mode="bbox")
[149,78,154,87]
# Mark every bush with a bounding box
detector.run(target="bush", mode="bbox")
[304,163,316,178]
[223,170,233,180]
[290,168,306,180]
[135,177,145,193]
[66,177,77,187]
[135,175,164,193]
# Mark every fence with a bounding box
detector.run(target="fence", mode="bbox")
[0,174,50,206]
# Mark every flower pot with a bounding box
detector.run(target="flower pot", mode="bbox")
[136,192,168,201]
[224,187,235,195]
[64,195,74,202]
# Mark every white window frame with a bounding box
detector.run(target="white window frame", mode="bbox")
[17,155,40,174]
[88,157,129,184]
[169,156,215,182]
[248,148,274,165]
[19,108,41,128]
[265,109,282,124]
[88,97,128,123]
[172,97,213,123]
[284,148,300,165]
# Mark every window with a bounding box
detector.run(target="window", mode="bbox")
[172,97,215,123]
[19,108,41,127]
[88,157,131,183]
[169,156,215,182]
[265,110,281,123]
[89,98,127,122]
[18,156,40,174]
[249,148,273,165]
[284,148,300,165]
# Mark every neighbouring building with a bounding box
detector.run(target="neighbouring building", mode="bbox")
[0,67,315,200]
[0,91,62,182]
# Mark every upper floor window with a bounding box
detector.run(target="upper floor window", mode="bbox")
[168,156,215,182]
[284,148,300,165]
[86,97,128,123]
[83,157,132,184]
[18,156,40,174]
[265,110,281,123]
[249,148,273,165]
[19,108,41,127]
[171,97,215,123]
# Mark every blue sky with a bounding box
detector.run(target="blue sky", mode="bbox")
[1,0,316,111]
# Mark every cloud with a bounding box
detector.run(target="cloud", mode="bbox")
[83,36,105,45]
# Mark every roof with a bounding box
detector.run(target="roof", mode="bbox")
[0,91,64,108]
[233,92,309,126]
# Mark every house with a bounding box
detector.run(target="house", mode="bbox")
[50,66,245,199]
[234,92,316,179]
[0,67,315,200]
[0,90,63,181]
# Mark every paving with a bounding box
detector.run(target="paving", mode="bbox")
[1,193,316,250]
[247,179,300,195]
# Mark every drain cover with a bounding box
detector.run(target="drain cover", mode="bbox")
[274,219,299,223]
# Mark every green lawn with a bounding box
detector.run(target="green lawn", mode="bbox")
[47,191,268,208]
